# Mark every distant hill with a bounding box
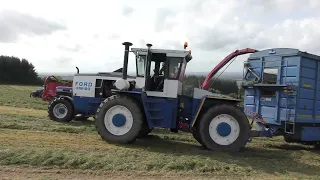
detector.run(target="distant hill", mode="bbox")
[38,71,244,81]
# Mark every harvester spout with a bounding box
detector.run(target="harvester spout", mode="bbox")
[122,42,133,80]
[201,48,258,90]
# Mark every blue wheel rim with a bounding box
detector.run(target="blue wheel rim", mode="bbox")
[112,114,127,127]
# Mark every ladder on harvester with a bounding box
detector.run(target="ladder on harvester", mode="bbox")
[283,60,297,134]
[284,87,297,134]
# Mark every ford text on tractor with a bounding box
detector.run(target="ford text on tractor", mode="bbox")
[94,42,257,152]
[47,67,136,122]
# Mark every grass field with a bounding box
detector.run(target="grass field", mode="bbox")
[0,85,320,180]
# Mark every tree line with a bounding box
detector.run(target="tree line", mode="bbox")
[181,75,241,98]
[0,55,244,99]
[0,55,43,85]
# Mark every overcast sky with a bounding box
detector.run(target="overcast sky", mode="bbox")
[0,0,320,74]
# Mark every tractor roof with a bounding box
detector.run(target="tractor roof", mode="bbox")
[74,72,136,78]
[131,48,190,58]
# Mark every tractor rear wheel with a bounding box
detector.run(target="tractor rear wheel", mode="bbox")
[48,98,74,122]
[95,95,144,144]
[192,126,208,148]
[197,104,250,152]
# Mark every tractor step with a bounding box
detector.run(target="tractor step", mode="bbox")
[148,108,161,112]
[149,116,163,120]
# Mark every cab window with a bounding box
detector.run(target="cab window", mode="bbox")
[136,55,146,77]
[167,57,183,79]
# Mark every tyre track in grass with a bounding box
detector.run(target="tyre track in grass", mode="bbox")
[0,106,47,117]
[1,97,320,178]
[1,129,320,178]
[0,165,318,180]
[0,106,96,133]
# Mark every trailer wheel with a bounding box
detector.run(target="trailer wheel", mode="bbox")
[48,98,74,122]
[197,104,250,152]
[95,95,144,144]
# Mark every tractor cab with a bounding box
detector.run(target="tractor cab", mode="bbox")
[130,43,192,98]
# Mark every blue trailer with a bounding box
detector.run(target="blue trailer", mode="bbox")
[242,48,320,147]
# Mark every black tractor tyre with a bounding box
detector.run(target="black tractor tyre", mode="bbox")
[73,114,89,121]
[192,112,208,148]
[39,91,43,98]
[314,143,320,150]
[197,104,250,152]
[30,92,35,97]
[192,126,208,149]
[138,124,153,138]
[95,95,144,144]
[48,98,74,122]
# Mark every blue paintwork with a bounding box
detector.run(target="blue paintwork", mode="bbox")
[243,48,320,142]
[118,90,179,129]
[191,98,203,121]
[177,95,203,126]
[112,114,126,127]
[56,86,72,92]
[217,122,231,137]
[36,88,43,93]
[72,96,105,116]
[177,95,194,120]
[301,127,320,141]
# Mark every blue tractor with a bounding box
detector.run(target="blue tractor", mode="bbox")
[93,42,254,152]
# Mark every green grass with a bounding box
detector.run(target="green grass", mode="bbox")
[0,84,320,179]
[0,85,47,110]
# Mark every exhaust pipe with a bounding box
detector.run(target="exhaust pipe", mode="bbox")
[122,42,133,79]
[144,43,153,90]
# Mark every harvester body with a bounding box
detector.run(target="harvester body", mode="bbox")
[41,76,72,101]
[242,48,320,145]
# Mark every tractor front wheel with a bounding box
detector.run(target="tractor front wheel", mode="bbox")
[95,95,144,144]
[197,104,250,152]
[48,98,74,122]
[73,114,89,121]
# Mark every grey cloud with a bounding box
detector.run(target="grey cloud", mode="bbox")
[154,8,176,32]
[122,5,134,16]
[93,34,100,39]
[108,34,120,40]
[190,23,262,51]
[0,10,66,43]
[57,44,82,52]
[53,56,73,66]
[186,0,320,53]
[138,39,147,47]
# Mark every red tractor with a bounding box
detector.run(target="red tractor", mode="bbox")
[31,75,72,101]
